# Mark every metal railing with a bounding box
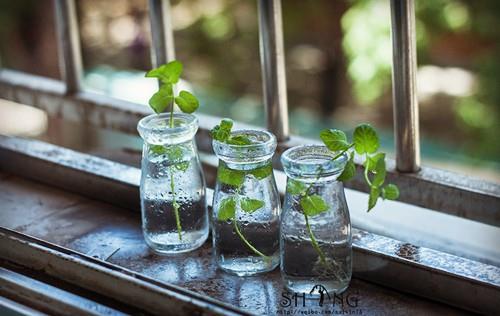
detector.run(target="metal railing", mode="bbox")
[54,0,419,168]
[0,0,499,225]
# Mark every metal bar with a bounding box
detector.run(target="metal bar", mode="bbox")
[0,267,127,316]
[54,0,83,94]
[0,137,499,313]
[1,70,498,226]
[0,228,248,316]
[257,0,289,142]
[149,0,175,67]
[390,0,420,172]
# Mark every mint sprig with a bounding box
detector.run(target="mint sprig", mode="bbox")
[145,60,200,241]
[211,118,271,260]
[288,123,400,278]
[319,123,400,211]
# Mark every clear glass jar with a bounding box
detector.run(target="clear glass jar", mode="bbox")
[280,145,352,294]
[212,130,281,276]
[137,113,208,253]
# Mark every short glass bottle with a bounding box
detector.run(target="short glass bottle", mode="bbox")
[212,130,281,276]
[137,113,208,253]
[280,145,352,294]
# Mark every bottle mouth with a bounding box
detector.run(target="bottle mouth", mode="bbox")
[137,113,198,145]
[281,145,348,179]
[212,129,277,163]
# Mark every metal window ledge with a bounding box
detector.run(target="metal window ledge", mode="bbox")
[0,135,499,314]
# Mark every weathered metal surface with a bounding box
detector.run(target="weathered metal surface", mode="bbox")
[0,134,140,212]
[0,267,126,315]
[0,295,47,316]
[0,71,498,226]
[257,0,290,142]
[390,0,420,172]
[0,137,498,313]
[0,228,249,316]
[0,196,468,316]
[54,0,83,94]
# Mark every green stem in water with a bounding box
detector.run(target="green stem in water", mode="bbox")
[170,168,182,241]
[232,218,269,260]
[304,213,326,265]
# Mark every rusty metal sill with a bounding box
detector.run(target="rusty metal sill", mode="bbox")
[0,135,499,314]
[1,69,499,227]
[0,228,249,316]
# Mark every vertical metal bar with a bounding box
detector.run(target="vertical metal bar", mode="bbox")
[54,0,83,94]
[390,0,420,172]
[149,0,175,67]
[257,0,289,142]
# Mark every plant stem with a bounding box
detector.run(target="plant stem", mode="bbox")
[331,144,354,162]
[364,153,372,187]
[232,218,270,260]
[170,168,182,241]
[304,213,326,265]
[169,101,174,128]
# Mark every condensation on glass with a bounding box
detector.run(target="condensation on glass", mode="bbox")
[212,130,281,276]
[280,145,352,294]
[137,113,208,253]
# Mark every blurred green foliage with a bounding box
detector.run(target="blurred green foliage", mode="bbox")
[341,0,499,163]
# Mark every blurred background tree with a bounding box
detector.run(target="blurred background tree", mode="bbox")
[0,0,498,181]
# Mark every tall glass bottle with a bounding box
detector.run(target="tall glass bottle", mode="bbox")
[280,145,352,294]
[212,130,280,275]
[138,113,208,253]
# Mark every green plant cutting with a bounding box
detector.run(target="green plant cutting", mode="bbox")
[289,123,400,269]
[145,60,200,241]
[211,118,273,261]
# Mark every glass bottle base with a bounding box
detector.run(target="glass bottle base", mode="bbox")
[144,230,208,254]
[217,255,279,276]
[283,276,350,295]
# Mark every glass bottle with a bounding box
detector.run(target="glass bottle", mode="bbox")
[280,145,352,294]
[212,129,281,275]
[137,113,208,253]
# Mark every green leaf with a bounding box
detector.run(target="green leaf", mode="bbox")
[365,153,385,172]
[218,197,236,220]
[382,184,399,200]
[145,60,183,84]
[174,90,199,114]
[372,157,386,187]
[353,123,379,154]
[217,164,245,187]
[338,153,356,181]
[300,195,328,216]
[165,145,183,162]
[248,164,272,179]
[226,135,252,145]
[149,144,168,155]
[320,129,350,151]
[287,179,306,195]
[240,198,264,213]
[210,118,233,142]
[148,83,173,114]
[368,186,380,211]
[173,161,190,172]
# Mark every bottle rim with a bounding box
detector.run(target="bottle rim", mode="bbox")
[137,113,198,144]
[281,144,348,178]
[212,129,277,161]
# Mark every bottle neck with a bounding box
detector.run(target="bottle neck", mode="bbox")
[220,157,272,171]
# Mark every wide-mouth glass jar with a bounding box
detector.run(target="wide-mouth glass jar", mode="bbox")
[212,129,281,276]
[280,145,352,294]
[137,113,208,253]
